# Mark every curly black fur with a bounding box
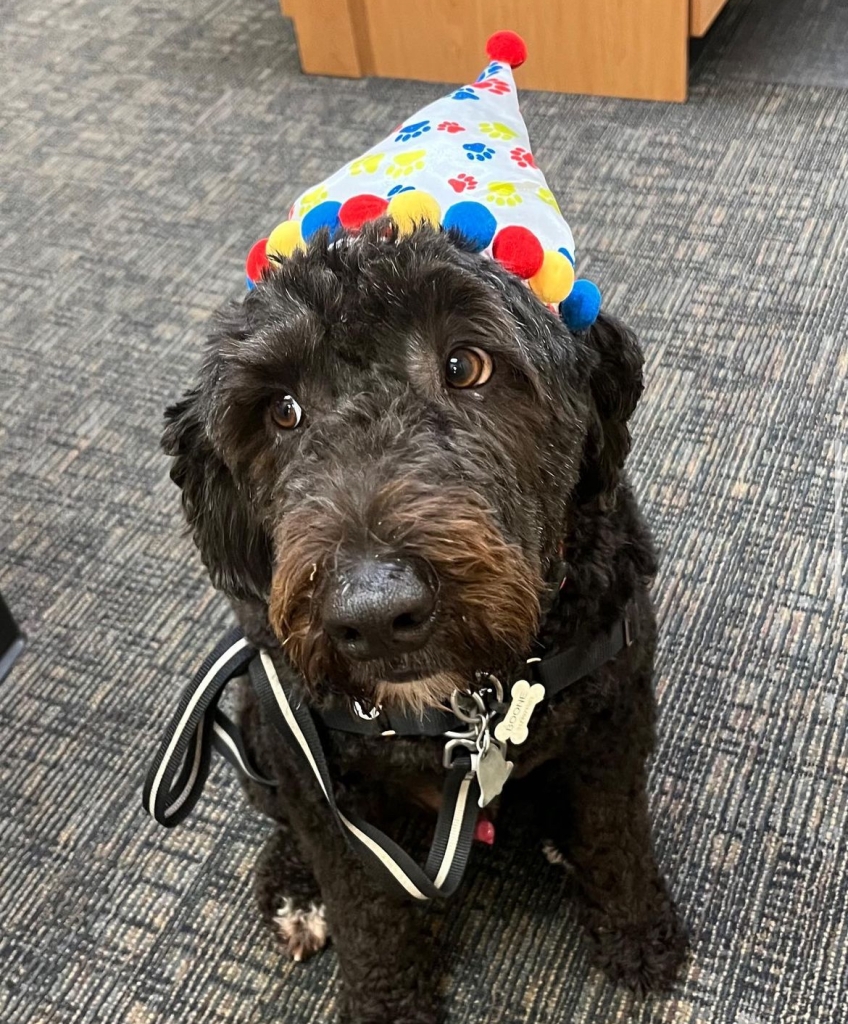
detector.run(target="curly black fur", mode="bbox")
[162,222,688,1022]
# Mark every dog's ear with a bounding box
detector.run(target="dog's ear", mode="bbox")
[576,312,644,501]
[162,390,271,601]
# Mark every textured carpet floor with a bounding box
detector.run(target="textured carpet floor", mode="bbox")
[1,1,847,1022]
[692,0,848,89]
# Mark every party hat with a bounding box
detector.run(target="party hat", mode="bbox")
[246,31,601,333]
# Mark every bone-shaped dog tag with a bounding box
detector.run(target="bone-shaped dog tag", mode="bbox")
[493,679,546,746]
[477,743,514,808]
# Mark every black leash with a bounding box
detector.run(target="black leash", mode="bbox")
[142,629,265,828]
[142,608,634,900]
[143,631,480,899]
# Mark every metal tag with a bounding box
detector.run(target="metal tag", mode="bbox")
[493,679,545,746]
[476,742,514,808]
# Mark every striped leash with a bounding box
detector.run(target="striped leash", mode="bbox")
[142,627,482,900]
[143,609,634,899]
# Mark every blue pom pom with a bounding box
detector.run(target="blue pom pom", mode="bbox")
[442,201,497,252]
[302,200,342,242]
[246,275,256,291]
[559,280,602,332]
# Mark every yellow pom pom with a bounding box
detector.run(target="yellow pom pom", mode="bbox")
[387,190,442,236]
[529,250,575,304]
[266,221,305,260]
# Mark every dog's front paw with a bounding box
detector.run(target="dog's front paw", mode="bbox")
[273,898,329,962]
[587,905,689,995]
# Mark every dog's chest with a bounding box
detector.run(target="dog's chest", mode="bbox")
[402,775,446,813]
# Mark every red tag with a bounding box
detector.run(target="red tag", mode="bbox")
[474,816,496,846]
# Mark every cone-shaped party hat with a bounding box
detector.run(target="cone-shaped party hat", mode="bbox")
[246,31,601,332]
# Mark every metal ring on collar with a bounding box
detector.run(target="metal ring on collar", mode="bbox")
[475,673,505,704]
[450,689,487,724]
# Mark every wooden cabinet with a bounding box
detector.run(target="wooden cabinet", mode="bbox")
[283,0,731,102]
[691,0,729,37]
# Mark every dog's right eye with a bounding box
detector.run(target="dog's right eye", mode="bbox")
[445,347,494,389]
[271,395,303,430]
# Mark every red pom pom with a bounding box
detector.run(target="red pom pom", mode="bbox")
[245,238,270,282]
[486,30,527,69]
[339,194,389,231]
[492,226,543,279]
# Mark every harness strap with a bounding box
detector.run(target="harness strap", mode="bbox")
[143,635,481,900]
[533,611,633,695]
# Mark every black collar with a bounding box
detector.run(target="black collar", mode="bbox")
[316,603,634,738]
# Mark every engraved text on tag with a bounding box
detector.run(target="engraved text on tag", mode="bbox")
[493,679,545,746]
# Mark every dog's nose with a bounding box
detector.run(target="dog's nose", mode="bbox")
[322,558,436,660]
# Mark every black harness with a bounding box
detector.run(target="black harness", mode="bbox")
[142,609,633,900]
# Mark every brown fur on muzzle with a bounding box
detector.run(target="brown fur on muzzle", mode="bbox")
[268,479,543,705]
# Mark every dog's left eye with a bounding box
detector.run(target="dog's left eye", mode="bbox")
[446,347,493,389]
[271,394,303,429]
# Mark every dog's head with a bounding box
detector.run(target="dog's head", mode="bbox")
[163,223,643,711]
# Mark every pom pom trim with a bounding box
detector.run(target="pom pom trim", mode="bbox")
[559,280,602,333]
[387,190,442,236]
[245,238,270,284]
[492,225,543,279]
[301,200,342,242]
[339,194,389,231]
[442,201,497,252]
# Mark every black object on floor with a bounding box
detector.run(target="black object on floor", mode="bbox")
[0,592,25,683]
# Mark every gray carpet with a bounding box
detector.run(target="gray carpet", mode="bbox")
[692,0,848,89]
[1,0,847,1022]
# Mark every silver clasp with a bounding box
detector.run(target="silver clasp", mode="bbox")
[444,688,488,768]
[443,681,500,769]
[443,679,514,806]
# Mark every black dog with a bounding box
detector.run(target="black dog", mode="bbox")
[162,221,687,1022]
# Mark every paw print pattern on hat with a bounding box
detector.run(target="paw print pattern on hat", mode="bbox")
[464,142,495,162]
[537,187,560,211]
[448,173,477,192]
[386,150,427,178]
[350,154,385,176]
[510,147,535,168]
[476,62,505,80]
[250,31,602,330]
[485,182,522,207]
[471,78,510,95]
[297,185,329,216]
[395,121,431,142]
[479,122,517,141]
